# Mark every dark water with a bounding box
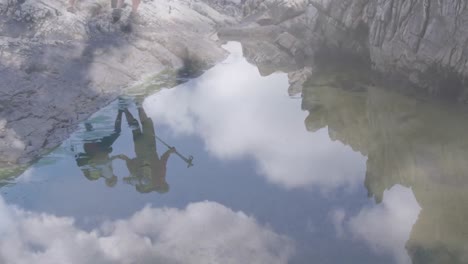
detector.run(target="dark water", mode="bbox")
[0,42,467,264]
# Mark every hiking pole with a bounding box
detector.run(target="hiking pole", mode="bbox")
[155,135,194,168]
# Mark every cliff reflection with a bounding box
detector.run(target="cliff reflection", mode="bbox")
[302,70,468,263]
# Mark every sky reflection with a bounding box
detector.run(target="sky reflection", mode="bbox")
[331,185,421,264]
[0,41,446,264]
[144,42,366,191]
[0,196,294,264]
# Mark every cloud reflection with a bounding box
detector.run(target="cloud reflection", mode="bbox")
[332,185,421,264]
[144,42,366,190]
[0,197,294,264]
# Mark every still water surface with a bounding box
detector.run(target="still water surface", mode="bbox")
[1,42,467,264]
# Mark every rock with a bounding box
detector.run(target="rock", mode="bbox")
[288,66,312,96]
[0,0,242,167]
[226,0,468,100]
[242,0,308,25]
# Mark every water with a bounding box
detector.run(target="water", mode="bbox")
[0,42,467,264]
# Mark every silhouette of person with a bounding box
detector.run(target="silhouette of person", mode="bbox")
[115,107,175,193]
[75,110,123,188]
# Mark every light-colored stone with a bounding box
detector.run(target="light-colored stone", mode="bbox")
[0,0,241,166]
[234,0,468,99]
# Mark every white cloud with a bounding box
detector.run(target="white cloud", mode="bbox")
[144,42,366,190]
[0,197,294,264]
[343,185,421,264]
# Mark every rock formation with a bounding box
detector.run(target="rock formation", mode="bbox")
[222,0,468,100]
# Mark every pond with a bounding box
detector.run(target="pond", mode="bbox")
[1,42,467,264]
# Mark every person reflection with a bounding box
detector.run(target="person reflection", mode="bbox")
[75,110,123,188]
[115,107,175,194]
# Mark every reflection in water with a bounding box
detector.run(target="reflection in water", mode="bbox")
[342,185,421,264]
[0,196,294,263]
[3,41,468,264]
[144,42,366,191]
[74,104,180,194]
[116,107,175,194]
[75,110,123,187]
[302,67,468,263]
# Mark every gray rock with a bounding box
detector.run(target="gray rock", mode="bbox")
[288,66,312,96]
[230,0,468,100]
[0,0,241,168]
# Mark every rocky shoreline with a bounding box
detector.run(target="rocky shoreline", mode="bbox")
[0,0,241,171]
[3,0,468,174]
[222,0,468,99]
